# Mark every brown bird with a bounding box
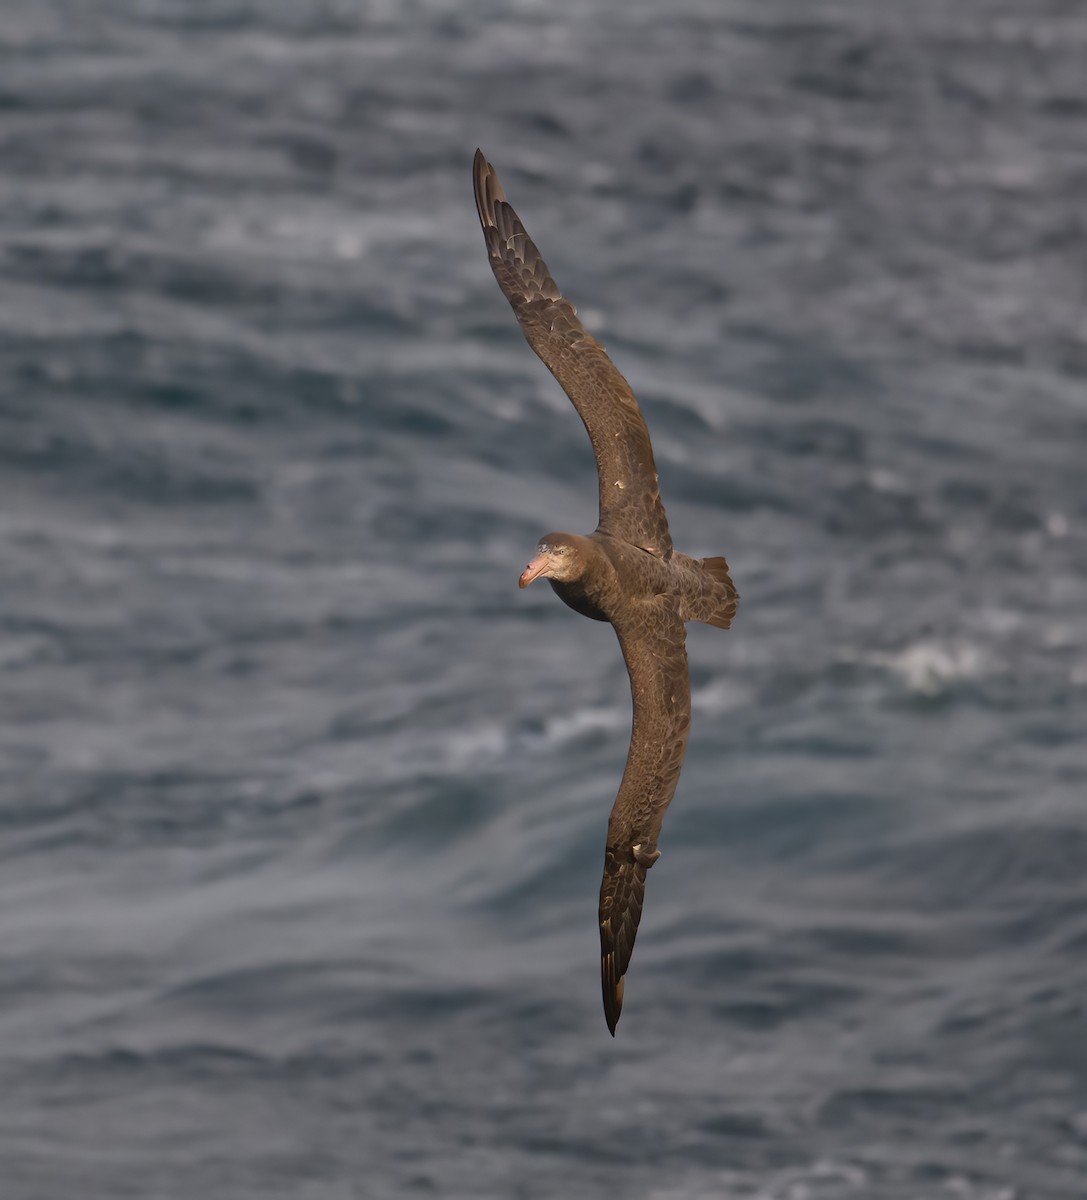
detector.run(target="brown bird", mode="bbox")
[473,149,738,1034]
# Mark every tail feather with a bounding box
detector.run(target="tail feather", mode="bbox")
[700,556,739,629]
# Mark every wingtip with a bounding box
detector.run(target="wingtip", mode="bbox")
[472,148,487,202]
[472,147,502,234]
[602,967,624,1036]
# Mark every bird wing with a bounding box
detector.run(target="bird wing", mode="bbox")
[473,149,673,559]
[599,595,691,1034]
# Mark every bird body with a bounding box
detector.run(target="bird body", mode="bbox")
[473,150,738,1034]
[525,532,734,629]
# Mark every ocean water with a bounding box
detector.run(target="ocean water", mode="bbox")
[2,1,1086,1197]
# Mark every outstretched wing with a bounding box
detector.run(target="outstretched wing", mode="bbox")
[599,596,691,1034]
[473,149,672,559]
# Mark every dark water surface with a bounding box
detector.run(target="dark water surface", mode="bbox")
[2,2,1086,1197]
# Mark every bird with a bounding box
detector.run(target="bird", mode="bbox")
[473,149,738,1034]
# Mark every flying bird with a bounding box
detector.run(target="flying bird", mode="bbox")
[473,149,738,1034]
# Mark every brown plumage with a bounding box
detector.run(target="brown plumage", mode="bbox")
[473,150,738,1034]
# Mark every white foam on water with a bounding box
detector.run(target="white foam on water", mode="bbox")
[871,639,987,696]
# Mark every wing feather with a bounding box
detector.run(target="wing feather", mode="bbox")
[599,597,691,1033]
[473,149,672,558]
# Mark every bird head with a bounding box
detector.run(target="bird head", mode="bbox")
[518,533,593,587]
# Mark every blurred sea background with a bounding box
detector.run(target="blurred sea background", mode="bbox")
[2,1,1086,1197]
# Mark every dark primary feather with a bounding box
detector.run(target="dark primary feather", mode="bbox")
[473,149,673,558]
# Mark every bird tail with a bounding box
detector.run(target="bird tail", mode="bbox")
[699,556,739,630]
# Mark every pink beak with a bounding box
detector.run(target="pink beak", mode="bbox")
[518,553,550,589]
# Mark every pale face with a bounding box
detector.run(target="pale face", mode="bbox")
[518,535,586,588]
